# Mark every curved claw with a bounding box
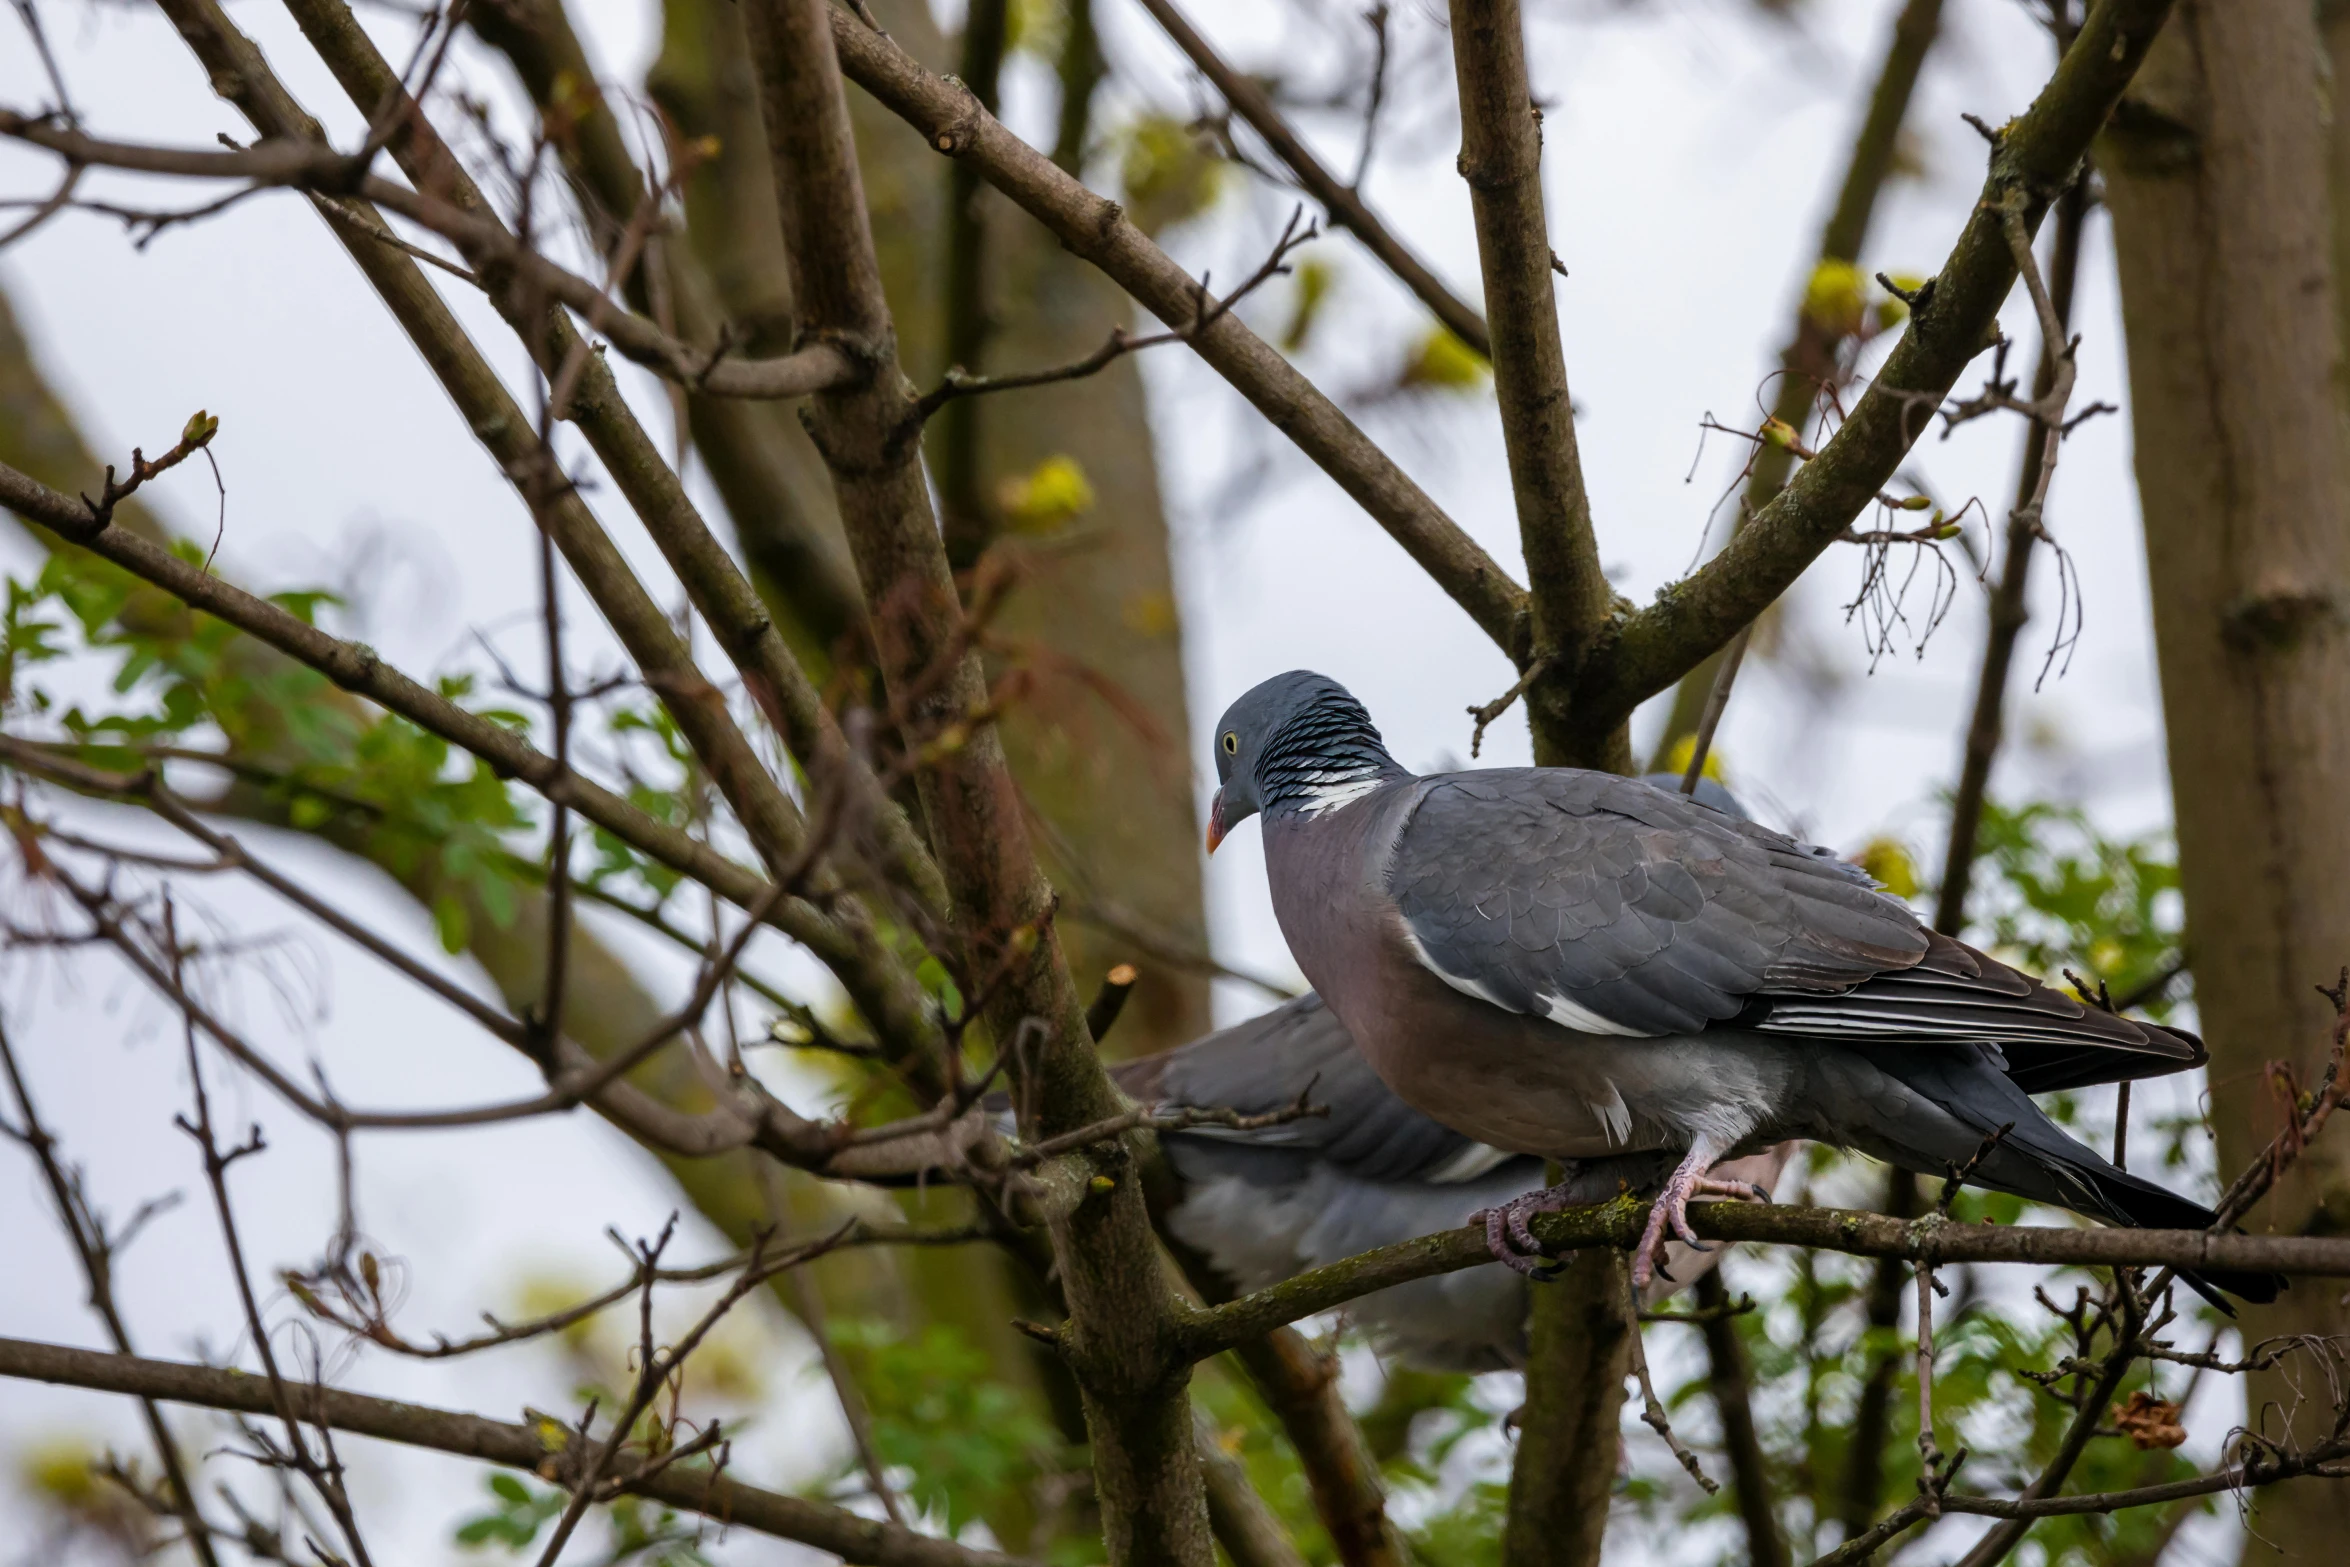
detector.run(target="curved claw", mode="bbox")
[1630,1202,1675,1289]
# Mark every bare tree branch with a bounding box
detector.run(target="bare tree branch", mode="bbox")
[167,899,376,1567]
[18,0,951,1081]
[1935,157,2090,935]
[0,458,833,943]
[1446,0,1614,769]
[1570,0,2174,746]
[0,1023,225,1567]
[744,2,1217,1561]
[1650,0,1948,766]
[0,1334,1045,1567]
[824,5,1530,655]
[918,210,1320,418]
[0,110,852,401]
[1132,0,1490,358]
[267,0,951,929]
[1179,1202,2350,1361]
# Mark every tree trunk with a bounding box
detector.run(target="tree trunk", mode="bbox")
[1502,1252,1632,1567]
[2102,6,2350,1559]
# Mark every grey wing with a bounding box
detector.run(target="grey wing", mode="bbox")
[1387,769,1928,1036]
[1128,994,1512,1185]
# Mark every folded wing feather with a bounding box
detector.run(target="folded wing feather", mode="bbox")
[1386,770,2197,1083]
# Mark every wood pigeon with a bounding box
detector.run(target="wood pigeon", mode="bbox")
[1120,989,1794,1370]
[1205,670,2278,1303]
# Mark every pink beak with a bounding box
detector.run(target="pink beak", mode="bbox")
[1205,790,1228,854]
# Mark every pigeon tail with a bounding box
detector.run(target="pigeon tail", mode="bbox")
[2057,1160,2283,1306]
[1853,1046,2285,1307]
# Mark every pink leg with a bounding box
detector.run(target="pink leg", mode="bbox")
[1632,1147,1723,1289]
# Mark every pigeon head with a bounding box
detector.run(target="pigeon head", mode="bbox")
[1207,671,1402,851]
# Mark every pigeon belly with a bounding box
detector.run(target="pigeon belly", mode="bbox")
[1263,797,1800,1164]
[1340,949,1799,1163]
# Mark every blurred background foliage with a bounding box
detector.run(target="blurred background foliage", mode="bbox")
[0,0,2283,1562]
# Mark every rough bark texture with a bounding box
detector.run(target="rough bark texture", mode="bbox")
[930,142,1211,1062]
[1447,0,1620,772]
[742,2,1211,1561]
[498,14,1181,1535]
[1502,1254,1632,1567]
[2102,4,2350,1557]
[653,0,1210,1059]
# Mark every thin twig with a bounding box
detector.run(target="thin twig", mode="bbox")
[0,1022,225,1567]
[1466,656,1551,760]
[1932,161,2089,934]
[77,410,219,527]
[1680,624,1749,794]
[167,899,375,1567]
[528,1220,853,1565]
[1915,1262,1941,1513]
[1936,1123,2014,1215]
[1348,4,1391,191]
[915,206,1320,418]
[1133,0,1487,356]
[1626,1268,1718,1494]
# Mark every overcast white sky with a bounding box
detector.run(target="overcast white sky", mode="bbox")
[0,1,2209,1561]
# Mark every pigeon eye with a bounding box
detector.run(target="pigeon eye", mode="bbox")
[1221,732,1239,755]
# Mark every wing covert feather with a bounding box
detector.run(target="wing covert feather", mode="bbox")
[1386,771,1927,1036]
[1381,772,2200,1080]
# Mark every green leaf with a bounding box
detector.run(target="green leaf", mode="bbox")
[431,891,470,954]
[822,1318,1070,1536]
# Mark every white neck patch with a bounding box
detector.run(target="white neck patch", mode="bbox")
[1294,773,1383,818]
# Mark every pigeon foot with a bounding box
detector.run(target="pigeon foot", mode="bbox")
[1476,1180,1583,1280]
[1629,1148,1746,1288]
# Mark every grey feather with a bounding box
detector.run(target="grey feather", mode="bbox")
[1206,672,2268,1302]
[1128,995,1786,1370]
[1389,769,1928,1036]
[1128,993,1491,1185]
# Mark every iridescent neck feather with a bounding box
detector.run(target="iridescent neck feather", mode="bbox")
[1256,694,1406,818]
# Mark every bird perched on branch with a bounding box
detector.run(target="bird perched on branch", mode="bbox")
[1118,988,1793,1370]
[1203,669,2279,1304]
